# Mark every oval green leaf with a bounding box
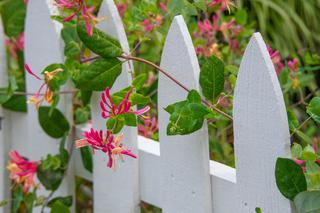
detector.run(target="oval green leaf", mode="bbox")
[275,158,307,200]
[75,58,122,91]
[199,55,225,102]
[294,191,320,213]
[77,21,122,58]
[307,97,320,124]
[38,107,70,138]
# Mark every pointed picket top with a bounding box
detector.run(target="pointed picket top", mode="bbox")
[90,0,139,212]
[233,33,292,212]
[158,15,212,212]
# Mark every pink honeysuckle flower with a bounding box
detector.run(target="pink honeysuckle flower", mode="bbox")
[208,0,235,12]
[116,3,127,18]
[142,19,154,32]
[220,18,235,32]
[5,32,24,59]
[7,150,38,193]
[159,2,167,12]
[55,0,96,36]
[288,58,299,72]
[138,115,158,138]
[267,46,284,75]
[100,87,150,119]
[75,128,137,170]
[24,64,63,108]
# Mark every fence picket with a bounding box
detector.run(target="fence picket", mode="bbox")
[233,33,292,212]
[89,0,139,212]
[22,1,74,212]
[158,15,213,213]
[0,15,10,213]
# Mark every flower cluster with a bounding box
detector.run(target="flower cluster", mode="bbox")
[55,0,96,36]
[6,151,38,193]
[194,13,241,57]
[76,87,150,170]
[268,46,285,75]
[76,128,137,170]
[100,87,150,119]
[138,114,158,138]
[25,64,63,109]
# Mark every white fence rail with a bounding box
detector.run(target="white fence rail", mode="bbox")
[0,0,293,212]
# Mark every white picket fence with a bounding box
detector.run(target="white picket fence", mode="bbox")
[0,0,294,212]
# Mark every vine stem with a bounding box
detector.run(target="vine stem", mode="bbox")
[290,117,312,137]
[118,55,233,121]
[40,190,55,213]
[0,90,78,96]
[81,55,233,120]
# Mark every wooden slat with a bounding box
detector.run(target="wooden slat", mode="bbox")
[233,33,292,212]
[0,15,10,213]
[158,15,213,212]
[90,0,139,212]
[23,1,74,212]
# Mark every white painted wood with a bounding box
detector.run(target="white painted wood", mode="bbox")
[233,33,292,213]
[23,1,74,212]
[90,0,139,212]
[138,136,161,208]
[0,15,10,213]
[210,161,236,212]
[158,15,212,213]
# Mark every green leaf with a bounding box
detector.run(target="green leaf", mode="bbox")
[129,93,151,106]
[12,185,23,213]
[77,21,122,58]
[294,191,320,213]
[235,9,248,25]
[2,95,27,112]
[64,41,81,58]
[187,89,201,103]
[275,158,307,200]
[0,200,8,207]
[106,116,125,134]
[287,109,299,130]
[80,90,92,106]
[291,143,302,159]
[165,91,209,135]
[199,55,225,102]
[123,113,137,126]
[307,97,320,123]
[301,145,317,161]
[306,161,320,191]
[193,0,206,11]
[132,73,147,90]
[48,196,73,208]
[38,107,70,138]
[42,64,69,92]
[24,192,36,213]
[75,58,122,91]
[50,201,70,213]
[255,207,262,213]
[37,158,64,191]
[0,0,26,37]
[80,146,93,173]
[59,136,69,167]
[0,88,10,104]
